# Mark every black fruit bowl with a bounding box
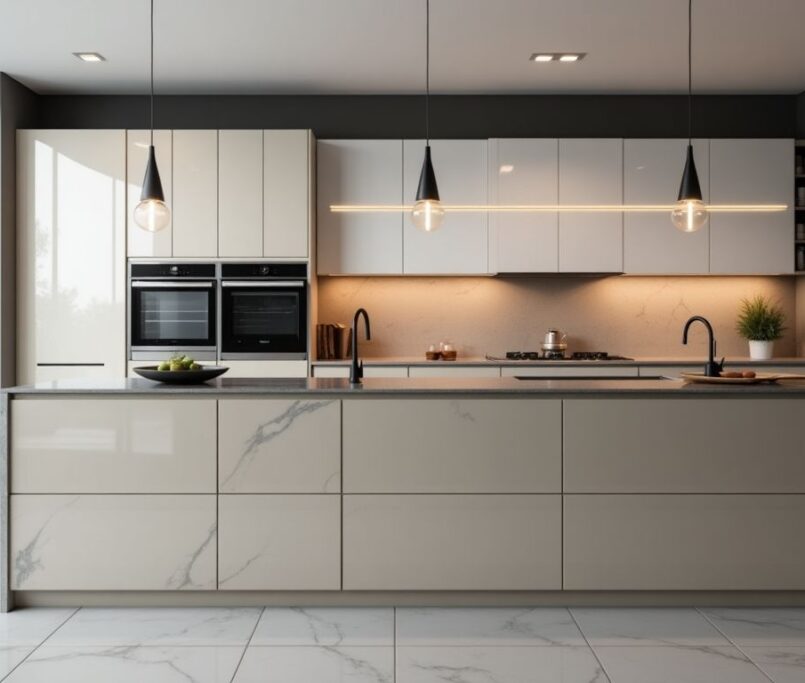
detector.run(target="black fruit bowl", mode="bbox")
[133,365,229,384]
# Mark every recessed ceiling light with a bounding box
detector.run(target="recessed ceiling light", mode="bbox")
[532,54,554,62]
[73,52,106,63]
[530,52,586,63]
[559,53,584,62]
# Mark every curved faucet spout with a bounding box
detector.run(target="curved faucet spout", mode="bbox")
[350,308,371,384]
[682,315,723,377]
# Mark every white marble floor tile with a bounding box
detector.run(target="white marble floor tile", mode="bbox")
[251,607,394,646]
[397,607,585,647]
[700,608,805,646]
[571,608,730,647]
[593,645,769,683]
[0,646,37,679]
[45,608,261,647]
[0,608,76,645]
[232,645,394,683]
[2,645,243,683]
[742,645,805,683]
[397,645,609,683]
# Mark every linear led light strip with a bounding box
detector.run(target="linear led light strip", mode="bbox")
[331,204,788,213]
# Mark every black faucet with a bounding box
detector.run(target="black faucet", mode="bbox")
[350,308,371,384]
[682,315,724,377]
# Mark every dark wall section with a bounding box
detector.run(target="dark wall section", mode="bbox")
[37,94,795,139]
[797,91,805,139]
[0,74,38,386]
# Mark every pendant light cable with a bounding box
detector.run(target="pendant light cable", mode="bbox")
[687,0,692,143]
[425,0,430,145]
[150,0,154,145]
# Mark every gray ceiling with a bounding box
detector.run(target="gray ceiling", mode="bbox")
[2,0,804,96]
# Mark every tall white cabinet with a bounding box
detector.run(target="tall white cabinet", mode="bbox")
[709,139,793,274]
[218,130,263,257]
[17,130,127,383]
[558,139,623,273]
[172,130,218,257]
[623,139,710,274]
[402,140,489,274]
[488,138,559,273]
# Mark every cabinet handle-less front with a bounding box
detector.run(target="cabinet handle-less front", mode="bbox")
[221,281,305,288]
[131,281,214,288]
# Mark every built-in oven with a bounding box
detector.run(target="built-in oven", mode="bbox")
[129,263,218,361]
[220,263,308,360]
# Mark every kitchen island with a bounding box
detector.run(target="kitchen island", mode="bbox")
[3,376,805,612]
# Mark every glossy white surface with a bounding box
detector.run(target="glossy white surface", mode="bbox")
[317,140,403,274]
[234,646,394,683]
[10,496,217,590]
[251,608,394,646]
[172,130,218,257]
[217,360,308,378]
[264,130,310,258]
[17,129,127,384]
[126,129,173,257]
[700,609,805,646]
[623,139,710,274]
[407,365,501,378]
[218,130,263,257]
[489,138,559,273]
[403,140,489,274]
[11,399,216,493]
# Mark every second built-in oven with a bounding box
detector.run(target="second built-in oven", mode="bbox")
[220,263,308,360]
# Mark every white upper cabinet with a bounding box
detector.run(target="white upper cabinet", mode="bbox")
[558,139,623,272]
[172,130,218,257]
[489,138,559,273]
[709,139,794,274]
[264,130,310,258]
[623,139,709,274]
[17,130,126,383]
[403,140,489,274]
[317,140,403,274]
[127,130,172,258]
[218,130,263,257]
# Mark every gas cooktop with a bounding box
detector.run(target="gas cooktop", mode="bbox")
[486,352,634,362]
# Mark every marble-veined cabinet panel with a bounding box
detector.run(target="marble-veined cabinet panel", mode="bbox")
[218,495,340,590]
[10,495,216,590]
[343,494,561,590]
[343,399,560,493]
[218,399,341,493]
[11,399,216,493]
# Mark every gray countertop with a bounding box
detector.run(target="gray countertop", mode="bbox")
[311,356,805,367]
[6,376,805,396]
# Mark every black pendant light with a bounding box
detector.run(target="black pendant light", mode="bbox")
[411,0,445,232]
[671,0,708,233]
[133,0,170,232]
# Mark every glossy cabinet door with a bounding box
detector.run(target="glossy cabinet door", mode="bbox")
[407,365,501,378]
[709,139,794,274]
[489,138,559,273]
[317,140,403,274]
[218,399,341,493]
[623,139,710,273]
[558,139,623,272]
[264,130,310,258]
[216,360,308,378]
[172,130,218,257]
[564,494,805,589]
[218,130,263,257]
[11,399,217,493]
[403,140,489,274]
[343,494,561,590]
[10,494,217,590]
[17,129,126,384]
[126,129,173,257]
[218,495,340,590]
[500,366,638,378]
[343,398,561,493]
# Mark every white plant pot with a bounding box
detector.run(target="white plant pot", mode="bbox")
[748,340,774,360]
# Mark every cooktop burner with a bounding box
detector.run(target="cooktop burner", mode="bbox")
[495,351,634,362]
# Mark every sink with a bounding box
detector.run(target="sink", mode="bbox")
[514,375,672,381]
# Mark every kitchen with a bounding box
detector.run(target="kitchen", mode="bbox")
[2,1,805,682]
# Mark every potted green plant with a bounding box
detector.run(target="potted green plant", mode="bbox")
[736,295,786,360]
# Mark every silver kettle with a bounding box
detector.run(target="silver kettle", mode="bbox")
[542,328,567,351]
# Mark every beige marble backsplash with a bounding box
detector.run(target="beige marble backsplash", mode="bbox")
[317,276,800,359]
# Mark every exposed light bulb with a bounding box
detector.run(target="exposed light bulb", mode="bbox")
[412,199,445,233]
[134,198,171,232]
[671,198,708,233]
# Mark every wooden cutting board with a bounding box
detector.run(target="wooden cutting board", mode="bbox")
[680,372,782,385]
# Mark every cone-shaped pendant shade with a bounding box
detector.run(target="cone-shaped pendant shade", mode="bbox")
[677,144,703,201]
[140,145,165,202]
[415,145,440,202]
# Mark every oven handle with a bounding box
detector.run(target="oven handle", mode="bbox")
[131,281,215,288]
[221,281,305,288]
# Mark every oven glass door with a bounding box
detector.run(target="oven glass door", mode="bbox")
[221,282,307,355]
[131,282,216,348]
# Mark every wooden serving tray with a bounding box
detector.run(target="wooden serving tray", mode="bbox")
[679,372,805,385]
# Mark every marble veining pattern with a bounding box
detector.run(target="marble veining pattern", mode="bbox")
[167,524,218,590]
[2,607,803,682]
[220,399,337,491]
